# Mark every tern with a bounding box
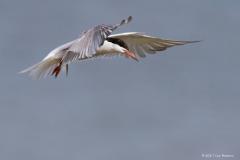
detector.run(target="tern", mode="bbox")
[20,16,199,79]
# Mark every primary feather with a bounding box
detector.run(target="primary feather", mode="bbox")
[109,32,200,58]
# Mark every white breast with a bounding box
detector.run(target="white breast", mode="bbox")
[97,41,125,54]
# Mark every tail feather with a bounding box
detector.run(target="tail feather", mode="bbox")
[19,58,61,79]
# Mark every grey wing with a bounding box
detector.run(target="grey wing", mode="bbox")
[109,32,199,58]
[62,16,132,63]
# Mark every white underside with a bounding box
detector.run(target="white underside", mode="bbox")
[96,41,126,55]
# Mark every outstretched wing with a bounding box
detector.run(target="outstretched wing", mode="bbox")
[62,16,132,63]
[109,32,199,58]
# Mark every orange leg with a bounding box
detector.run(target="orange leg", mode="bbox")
[52,61,62,78]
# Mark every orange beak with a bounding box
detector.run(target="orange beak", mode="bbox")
[124,50,139,61]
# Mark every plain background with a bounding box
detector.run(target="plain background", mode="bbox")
[1,0,239,160]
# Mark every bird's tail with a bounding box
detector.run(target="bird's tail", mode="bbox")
[19,58,63,79]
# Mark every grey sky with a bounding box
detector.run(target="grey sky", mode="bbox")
[0,0,240,160]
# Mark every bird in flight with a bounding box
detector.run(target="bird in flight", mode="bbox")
[20,16,199,79]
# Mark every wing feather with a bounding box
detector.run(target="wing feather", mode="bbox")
[109,32,199,58]
[63,16,132,63]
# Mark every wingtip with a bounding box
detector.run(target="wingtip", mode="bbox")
[18,70,25,74]
[120,16,133,26]
[188,40,202,43]
[127,16,133,22]
[18,66,33,74]
[178,40,202,45]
